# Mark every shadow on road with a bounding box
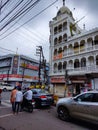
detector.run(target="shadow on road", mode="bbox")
[69,118,98,130]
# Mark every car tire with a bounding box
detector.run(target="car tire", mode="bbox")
[58,106,70,121]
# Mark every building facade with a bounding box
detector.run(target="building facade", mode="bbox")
[49,1,98,97]
[0,54,48,87]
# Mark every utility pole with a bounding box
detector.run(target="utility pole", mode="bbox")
[22,61,26,82]
[64,69,68,97]
[42,59,46,84]
[36,46,47,86]
[7,59,11,83]
[36,46,42,85]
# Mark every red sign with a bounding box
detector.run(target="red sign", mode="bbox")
[51,76,65,83]
[53,53,63,60]
[0,74,39,80]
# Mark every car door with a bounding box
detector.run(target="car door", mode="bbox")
[70,93,94,120]
[89,93,98,122]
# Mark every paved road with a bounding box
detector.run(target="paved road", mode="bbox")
[0,92,98,130]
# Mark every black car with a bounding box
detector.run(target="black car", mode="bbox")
[31,89,54,108]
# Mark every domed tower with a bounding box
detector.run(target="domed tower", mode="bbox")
[49,0,83,93]
[49,0,82,40]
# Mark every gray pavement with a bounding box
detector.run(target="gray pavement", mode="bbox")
[0,92,98,130]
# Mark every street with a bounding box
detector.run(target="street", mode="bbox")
[0,92,98,130]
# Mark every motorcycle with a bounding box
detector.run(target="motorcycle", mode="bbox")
[21,97,34,113]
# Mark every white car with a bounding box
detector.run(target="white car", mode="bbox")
[0,83,14,91]
[56,91,98,124]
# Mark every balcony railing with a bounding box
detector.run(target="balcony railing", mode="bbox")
[68,65,98,75]
[62,45,98,58]
[50,65,98,76]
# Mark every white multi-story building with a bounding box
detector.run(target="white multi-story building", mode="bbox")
[49,0,98,97]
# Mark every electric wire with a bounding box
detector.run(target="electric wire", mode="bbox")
[0,0,10,10]
[0,46,16,53]
[0,0,24,23]
[1,0,41,31]
[0,0,41,36]
[0,0,13,13]
[0,0,58,40]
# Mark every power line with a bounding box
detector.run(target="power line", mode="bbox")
[0,46,16,53]
[0,0,24,23]
[0,0,10,11]
[0,0,58,40]
[0,0,41,31]
[1,0,16,14]
[0,0,41,36]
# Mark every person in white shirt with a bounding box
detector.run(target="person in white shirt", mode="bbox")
[24,88,32,100]
[14,87,23,114]
[22,88,32,108]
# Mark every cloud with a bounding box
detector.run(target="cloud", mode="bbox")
[0,0,98,62]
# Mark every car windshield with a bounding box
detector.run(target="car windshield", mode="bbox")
[38,89,49,94]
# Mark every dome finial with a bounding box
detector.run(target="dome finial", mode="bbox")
[63,0,65,6]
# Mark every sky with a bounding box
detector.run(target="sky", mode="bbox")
[0,0,98,62]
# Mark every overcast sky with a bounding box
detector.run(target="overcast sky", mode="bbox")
[0,0,98,62]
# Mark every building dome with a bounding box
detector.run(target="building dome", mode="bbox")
[57,6,72,17]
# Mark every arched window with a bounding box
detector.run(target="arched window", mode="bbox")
[63,61,67,70]
[54,38,58,45]
[58,36,62,43]
[74,59,80,68]
[54,49,57,56]
[54,27,57,34]
[80,40,85,52]
[63,22,67,30]
[81,58,86,67]
[88,56,94,66]
[96,55,98,65]
[58,62,62,71]
[58,24,62,32]
[94,35,98,45]
[54,63,58,72]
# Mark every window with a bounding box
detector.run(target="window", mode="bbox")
[93,93,98,102]
[77,93,93,102]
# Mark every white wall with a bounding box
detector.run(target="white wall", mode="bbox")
[94,78,98,90]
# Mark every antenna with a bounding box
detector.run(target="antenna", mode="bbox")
[63,0,65,6]
[83,24,85,30]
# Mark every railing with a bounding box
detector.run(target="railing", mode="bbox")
[62,45,98,57]
[68,65,98,75]
[50,65,98,76]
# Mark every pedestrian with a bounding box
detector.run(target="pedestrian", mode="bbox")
[15,81,21,90]
[14,87,23,114]
[22,87,32,108]
[10,87,17,113]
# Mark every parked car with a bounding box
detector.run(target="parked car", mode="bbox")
[0,83,14,91]
[31,88,54,108]
[56,91,98,124]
